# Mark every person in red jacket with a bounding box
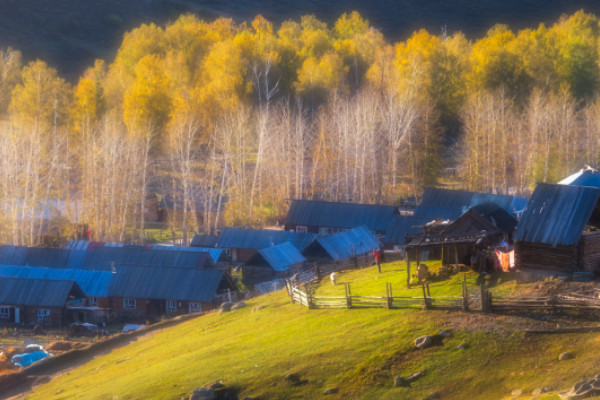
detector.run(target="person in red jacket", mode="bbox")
[373,248,382,273]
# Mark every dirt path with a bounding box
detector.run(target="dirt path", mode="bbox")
[0,313,202,400]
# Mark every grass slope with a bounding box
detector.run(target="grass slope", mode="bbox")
[24,261,600,400]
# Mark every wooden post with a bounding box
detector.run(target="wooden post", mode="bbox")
[454,244,459,272]
[462,274,469,311]
[406,248,411,288]
[387,283,393,309]
[441,245,444,265]
[426,281,431,297]
[416,247,421,265]
[345,283,351,309]
[316,265,321,281]
[422,282,429,310]
[480,281,487,313]
[307,284,313,309]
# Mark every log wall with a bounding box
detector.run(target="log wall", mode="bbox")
[515,241,578,272]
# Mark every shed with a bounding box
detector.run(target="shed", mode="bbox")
[558,166,600,188]
[243,242,306,285]
[302,226,380,262]
[514,183,600,274]
[0,277,85,327]
[216,228,317,262]
[107,265,237,317]
[190,234,220,248]
[284,199,398,235]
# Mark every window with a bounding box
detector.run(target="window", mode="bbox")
[296,225,308,233]
[88,297,97,306]
[166,300,177,312]
[123,299,136,310]
[0,307,9,319]
[188,302,202,313]
[37,309,50,320]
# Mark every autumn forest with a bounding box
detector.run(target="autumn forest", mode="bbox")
[1,10,600,245]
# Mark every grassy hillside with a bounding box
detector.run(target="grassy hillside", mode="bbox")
[23,261,600,400]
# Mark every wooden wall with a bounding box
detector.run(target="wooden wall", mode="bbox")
[579,231,600,272]
[515,241,578,272]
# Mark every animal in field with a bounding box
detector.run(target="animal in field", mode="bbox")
[330,272,338,285]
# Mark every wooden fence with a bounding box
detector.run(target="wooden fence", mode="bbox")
[287,275,600,314]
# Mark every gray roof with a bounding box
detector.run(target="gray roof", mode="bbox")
[514,183,600,247]
[0,246,72,268]
[190,234,220,248]
[304,226,380,261]
[216,229,316,251]
[415,188,528,219]
[81,247,213,270]
[284,200,398,232]
[0,277,84,307]
[108,265,233,302]
[0,266,113,297]
[248,242,306,271]
[384,216,430,245]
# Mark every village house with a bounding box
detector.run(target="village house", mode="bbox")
[302,226,380,262]
[514,183,600,278]
[107,265,238,320]
[214,228,316,263]
[0,277,85,328]
[242,242,306,285]
[284,199,399,236]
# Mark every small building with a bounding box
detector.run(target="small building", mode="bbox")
[514,183,600,275]
[558,166,600,188]
[0,277,85,328]
[243,242,306,285]
[190,234,220,248]
[107,265,238,320]
[284,199,398,236]
[78,246,215,270]
[406,203,517,267]
[215,228,317,263]
[0,266,112,324]
[302,226,380,262]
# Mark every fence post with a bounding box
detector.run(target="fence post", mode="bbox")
[426,282,431,297]
[422,282,429,310]
[406,249,411,288]
[306,284,313,309]
[487,290,493,313]
[316,265,321,281]
[480,281,487,313]
[345,283,352,309]
[387,283,393,309]
[462,274,469,312]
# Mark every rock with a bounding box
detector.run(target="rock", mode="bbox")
[232,301,247,310]
[439,330,451,338]
[407,371,424,382]
[428,392,441,399]
[219,302,232,312]
[511,388,522,396]
[209,381,225,390]
[284,373,300,385]
[189,387,216,400]
[457,344,467,350]
[414,335,432,349]
[532,388,542,396]
[559,352,574,361]
[324,388,338,394]
[394,376,407,387]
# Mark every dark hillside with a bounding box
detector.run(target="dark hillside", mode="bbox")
[1,0,600,79]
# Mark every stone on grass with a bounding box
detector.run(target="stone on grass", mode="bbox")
[511,388,522,396]
[231,301,246,310]
[559,352,574,361]
[189,387,216,400]
[560,375,600,399]
[414,335,432,349]
[219,302,232,312]
[428,392,440,399]
[284,373,300,385]
[209,381,225,390]
[324,388,338,395]
[439,330,451,338]
[394,376,408,387]
[457,344,467,350]
[407,371,424,382]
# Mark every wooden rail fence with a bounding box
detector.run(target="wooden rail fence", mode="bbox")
[287,275,600,314]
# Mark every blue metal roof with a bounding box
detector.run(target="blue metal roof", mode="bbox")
[284,200,398,232]
[0,277,84,307]
[0,266,113,297]
[190,234,220,248]
[306,226,380,261]
[415,188,528,218]
[250,242,306,272]
[514,183,600,246]
[0,246,71,268]
[217,229,316,251]
[81,247,213,270]
[384,216,431,245]
[108,265,232,302]
[559,168,600,188]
